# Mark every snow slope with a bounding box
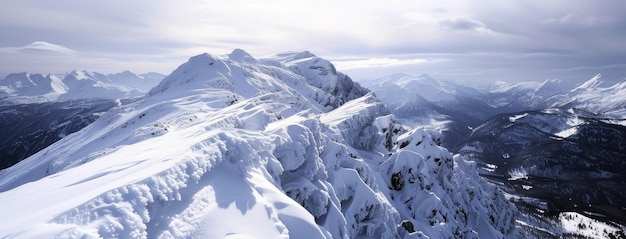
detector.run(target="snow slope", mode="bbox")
[0,50,519,238]
[0,71,164,105]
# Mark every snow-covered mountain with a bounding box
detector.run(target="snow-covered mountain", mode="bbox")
[0,70,164,105]
[490,73,626,116]
[360,73,496,148]
[0,50,520,238]
[488,78,575,112]
[363,73,626,238]
[364,73,626,146]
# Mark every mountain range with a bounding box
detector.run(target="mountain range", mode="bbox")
[0,70,164,105]
[0,50,521,238]
[362,73,626,146]
[1,50,625,238]
[364,72,626,238]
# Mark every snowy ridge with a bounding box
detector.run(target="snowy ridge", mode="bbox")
[561,74,626,115]
[0,50,519,238]
[571,73,604,92]
[0,70,164,105]
[0,73,66,103]
[491,73,626,115]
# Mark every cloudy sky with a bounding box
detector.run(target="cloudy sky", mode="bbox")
[1,0,625,84]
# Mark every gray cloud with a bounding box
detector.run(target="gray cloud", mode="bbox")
[542,14,613,27]
[439,17,489,32]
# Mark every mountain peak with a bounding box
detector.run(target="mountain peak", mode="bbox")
[109,70,137,77]
[417,73,435,81]
[0,72,56,96]
[188,52,221,65]
[66,70,100,81]
[0,72,32,87]
[228,48,257,63]
[273,51,317,62]
[149,50,367,111]
[147,53,231,97]
[534,78,572,97]
[572,73,603,92]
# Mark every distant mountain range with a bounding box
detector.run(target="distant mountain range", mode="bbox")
[489,73,626,116]
[0,70,165,105]
[362,73,626,146]
[363,72,626,238]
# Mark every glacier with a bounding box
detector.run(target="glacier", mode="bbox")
[0,50,520,238]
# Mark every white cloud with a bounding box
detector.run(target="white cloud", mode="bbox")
[0,41,178,77]
[332,58,428,70]
[0,41,76,55]
[22,41,77,54]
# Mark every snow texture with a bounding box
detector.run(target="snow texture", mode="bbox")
[0,50,519,238]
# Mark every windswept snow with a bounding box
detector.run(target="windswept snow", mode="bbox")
[0,50,521,238]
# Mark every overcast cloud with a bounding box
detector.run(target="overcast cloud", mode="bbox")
[1,0,625,84]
